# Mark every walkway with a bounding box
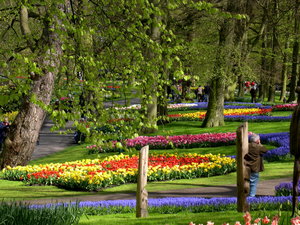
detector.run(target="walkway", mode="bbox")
[23,177,292,205]
[31,120,75,160]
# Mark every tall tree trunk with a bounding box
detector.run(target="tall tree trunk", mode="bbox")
[202,18,232,127]
[0,5,63,168]
[237,75,245,97]
[142,0,161,133]
[259,25,268,101]
[267,0,279,102]
[235,0,257,98]
[202,77,225,127]
[202,0,244,127]
[288,0,300,102]
[280,39,289,101]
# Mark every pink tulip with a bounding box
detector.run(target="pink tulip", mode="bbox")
[262,216,270,224]
[243,212,252,223]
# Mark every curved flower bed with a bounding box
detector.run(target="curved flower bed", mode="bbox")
[2,153,235,191]
[275,182,298,196]
[224,115,292,122]
[272,104,297,111]
[168,108,272,121]
[30,196,300,215]
[124,132,236,150]
[119,102,269,111]
[88,132,290,162]
[260,132,291,162]
[168,102,265,111]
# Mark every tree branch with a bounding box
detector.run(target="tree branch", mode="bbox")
[20,5,35,51]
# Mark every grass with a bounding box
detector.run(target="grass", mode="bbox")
[98,161,293,194]
[29,145,102,165]
[153,121,290,136]
[79,211,290,225]
[0,179,93,200]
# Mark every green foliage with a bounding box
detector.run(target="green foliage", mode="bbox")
[0,201,82,225]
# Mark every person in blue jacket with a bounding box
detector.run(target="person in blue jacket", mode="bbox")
[0,118,10,151]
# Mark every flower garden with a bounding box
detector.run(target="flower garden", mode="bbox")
[0,102,298,224]
[2,153,235,191]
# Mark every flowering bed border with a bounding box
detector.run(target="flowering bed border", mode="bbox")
[275,182,299,196]
[30,196,300,215]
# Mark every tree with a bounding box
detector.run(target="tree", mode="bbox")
[288,0,300,102]
[202,0,242,127]
[0,1,64,168]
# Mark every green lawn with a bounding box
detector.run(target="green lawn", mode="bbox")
[153,121,290,136]
[79,210,290,225]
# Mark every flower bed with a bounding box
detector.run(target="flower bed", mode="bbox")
[275,182,297,196]
[30,196,300,215]
[125,132,236,149]
[168,108,272,121]
[87,132,290,162]
[272,104,297,111]
[0,111,18,122]
[2,153,235,191]
[224,115,292,122]
[260,132,291,162]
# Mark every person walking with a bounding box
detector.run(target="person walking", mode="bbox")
[250,85,257,103]
[0,117,10,151]
[197,85,203,102]
[244,134,268,197]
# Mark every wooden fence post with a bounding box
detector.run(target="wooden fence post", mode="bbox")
[236,122,249,212]
[136,145,149,218]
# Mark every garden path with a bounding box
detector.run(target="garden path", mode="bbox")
[23,176,291,205]
[31,119,75,160]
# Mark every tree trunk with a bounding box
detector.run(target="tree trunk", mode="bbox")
[142,0,161,133]
[0,5,63,168]
[237,75,245,97]
[280,38,289,101]
[267,0,279,103]
[202,77,225,127]
[288,0,300,102]
[259,26,268,101]
[234,0,256,98]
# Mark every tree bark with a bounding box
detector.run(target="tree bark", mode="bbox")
[280,39,289,102]
[0,4,63,168]
[202,0,238,127]
[202,77,225,127]
[288,0,300,102]
[142,0,162,133]
[234,0,256,98]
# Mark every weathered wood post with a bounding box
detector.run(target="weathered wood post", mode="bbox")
[236,122,249,212]
[136,145,149,218]
[290,87,300,217]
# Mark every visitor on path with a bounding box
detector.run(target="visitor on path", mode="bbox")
[203,85,210,102]
[250,83,257,103]
[244,134,268,197]
[197,85,203,102]
[0,117,10,151]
